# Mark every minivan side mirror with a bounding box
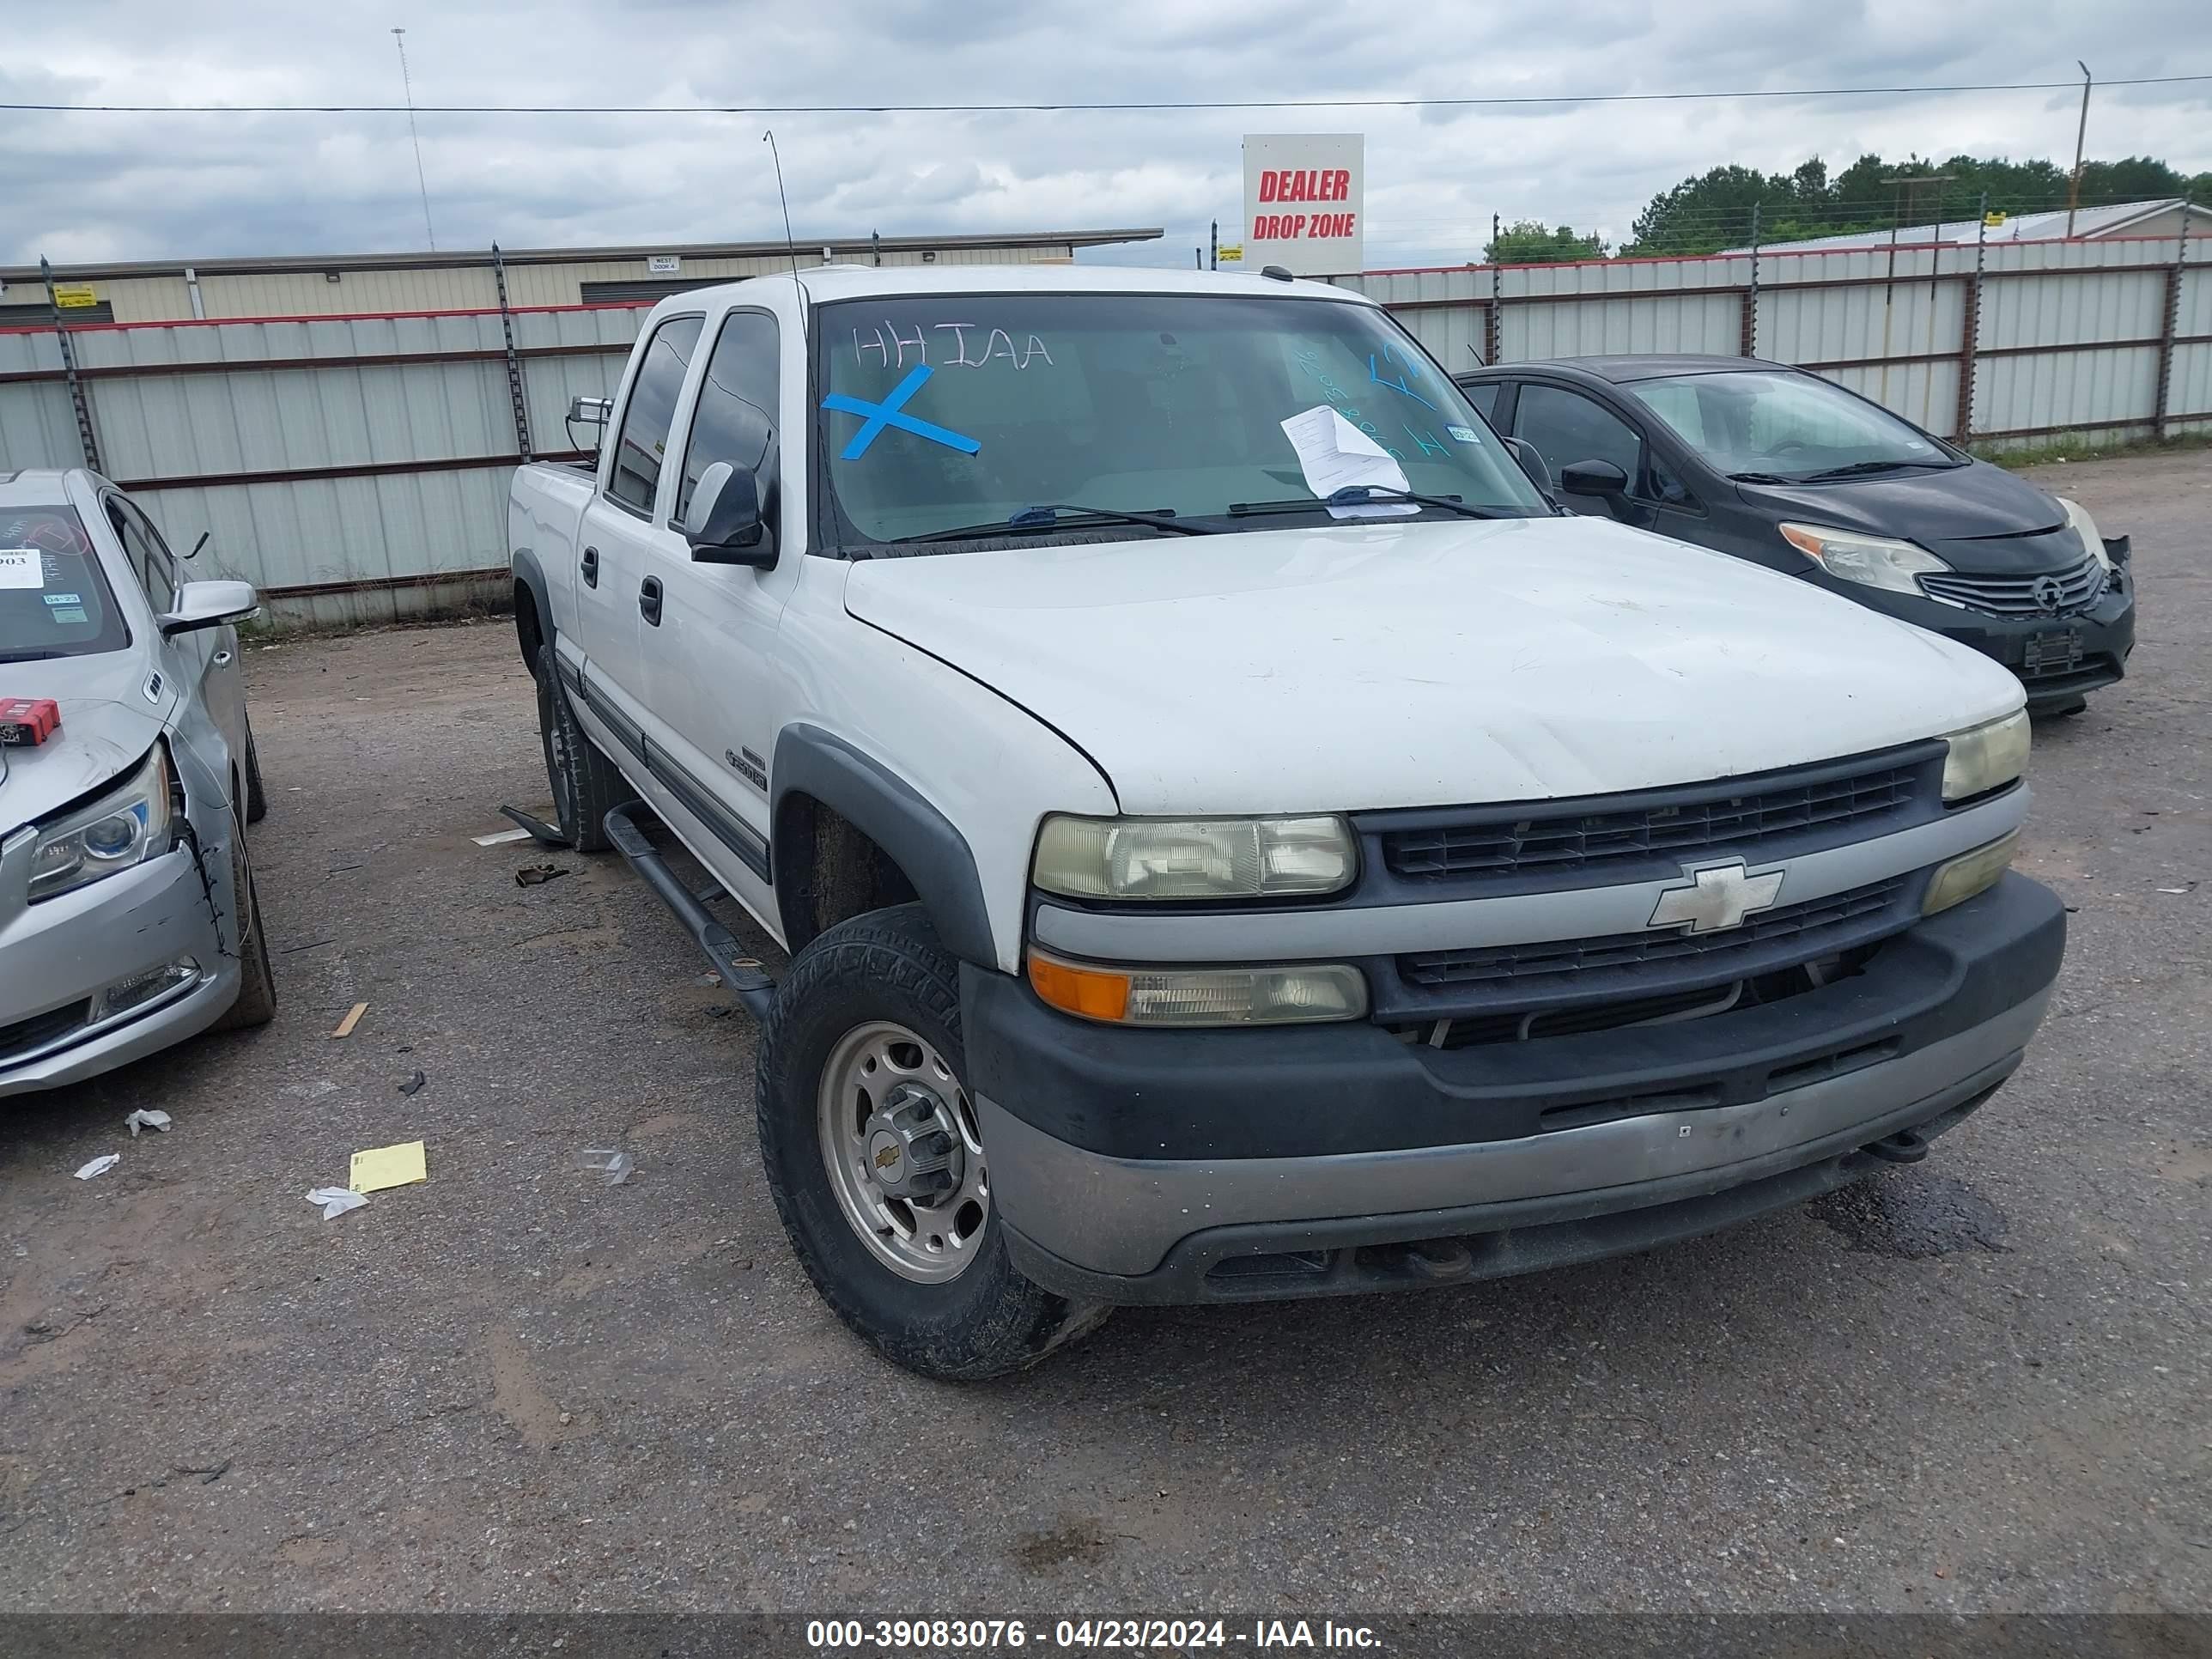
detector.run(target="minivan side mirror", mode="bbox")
[682,461,774,568]
[1558,459,1633,520]
[158,579,260,636]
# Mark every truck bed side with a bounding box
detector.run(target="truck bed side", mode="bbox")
[509,460,596,665]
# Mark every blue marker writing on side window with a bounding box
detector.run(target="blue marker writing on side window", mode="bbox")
[821,363,981,460]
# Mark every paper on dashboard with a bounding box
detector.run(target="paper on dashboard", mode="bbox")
[1279,406,1419,519]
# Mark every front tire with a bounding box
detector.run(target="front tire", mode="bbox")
[534,641,626,853]
[755,904,1109,1379]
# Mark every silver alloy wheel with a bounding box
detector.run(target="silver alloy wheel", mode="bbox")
[817,1020,989,1283]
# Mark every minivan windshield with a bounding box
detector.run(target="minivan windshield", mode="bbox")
[814,293,1547,548]
[0,506,130,662]
[1626,369,1964,483]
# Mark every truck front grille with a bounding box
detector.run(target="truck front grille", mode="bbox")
[1919,556,2105,617]
[1373,752,1928,884]
[1398,878,1907,992]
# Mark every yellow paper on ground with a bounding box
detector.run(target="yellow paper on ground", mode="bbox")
[349,1139,427,1194]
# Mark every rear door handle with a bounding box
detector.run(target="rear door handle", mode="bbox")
[639,574,663,626]
[580,545,599,588]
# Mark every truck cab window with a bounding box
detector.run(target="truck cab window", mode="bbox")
[678,311,780,526]
[607,315,705,514]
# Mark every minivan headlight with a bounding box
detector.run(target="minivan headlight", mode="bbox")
[29,745,176,901]
[1778,522,1953,596]
[2058,497,2112,571]
[1032,814,1355,901]
[1941,710,2030,802]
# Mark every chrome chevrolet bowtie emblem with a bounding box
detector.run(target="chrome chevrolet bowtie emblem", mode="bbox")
[1648,860,1785,934]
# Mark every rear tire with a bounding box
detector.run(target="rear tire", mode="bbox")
[755,904,1109,1379]
[535,641,626,854]
[213,805,276,1031]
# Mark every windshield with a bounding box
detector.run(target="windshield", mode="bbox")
[1627,370,1960,481]
[0,506,130,662]
[813,293,1547,547]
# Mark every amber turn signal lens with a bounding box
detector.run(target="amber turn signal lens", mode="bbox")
[1027,951,1132,1021]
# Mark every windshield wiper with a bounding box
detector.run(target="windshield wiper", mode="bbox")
[1227,485,1513,521]
[0,648,64,663]
[893,503,1214,544]
[1795,458,1961,481]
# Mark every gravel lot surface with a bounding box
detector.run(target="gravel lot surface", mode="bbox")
[2,449,2207,1615]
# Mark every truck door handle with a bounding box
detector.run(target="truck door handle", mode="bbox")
[639,575,663,626]
[580,545,599,587]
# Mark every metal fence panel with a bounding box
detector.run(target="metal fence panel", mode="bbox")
[1978,344,2164,435]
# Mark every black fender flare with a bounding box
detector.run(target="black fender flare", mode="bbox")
[511,547,552,667]
[771,725,995,966]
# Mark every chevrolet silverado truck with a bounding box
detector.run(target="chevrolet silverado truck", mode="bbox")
[508,264,2062,1379]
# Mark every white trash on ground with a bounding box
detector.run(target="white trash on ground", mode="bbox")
[75,1154,121,1181]
[125,1109,173,1137]
[306,1187,368,1220]
[580,1148,635,1186]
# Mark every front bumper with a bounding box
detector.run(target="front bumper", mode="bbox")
[1818,551,2135,708]
[967,872,2063,1304]
[0,843,239,1098]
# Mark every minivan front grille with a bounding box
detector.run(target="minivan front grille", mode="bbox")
[1376,757,1924,884]
[1919,556,2105,617]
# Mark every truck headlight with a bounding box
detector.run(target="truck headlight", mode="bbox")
[1026,947,1368,1027]
[2058,497,2112,571]
[1924,830,2019,915]
[1778,522,1953,597]
[29,745,177,902]
[1031,814,1355,901]
[1942,710,2030,802]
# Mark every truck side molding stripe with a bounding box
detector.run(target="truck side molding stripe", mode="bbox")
[573,663,769,882]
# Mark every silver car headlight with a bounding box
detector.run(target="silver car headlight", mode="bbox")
[1778,522,1953,597]
[1032,814,1355,901]
[2059,497,2112,571]
[28,745,177,902]
[1941,710,2030,803]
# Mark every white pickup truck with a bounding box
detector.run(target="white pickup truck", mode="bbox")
[508,264,2062,1379]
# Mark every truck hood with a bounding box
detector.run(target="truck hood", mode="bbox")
[0,652,172,837]
[842,517,2025,815]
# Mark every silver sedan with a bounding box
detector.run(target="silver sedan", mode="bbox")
[0,466,275,1096]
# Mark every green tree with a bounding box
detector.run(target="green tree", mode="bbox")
[1485,220,1609,264]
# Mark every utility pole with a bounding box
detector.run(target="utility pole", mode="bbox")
[392,27,437,250]
[2066,61,2092,238]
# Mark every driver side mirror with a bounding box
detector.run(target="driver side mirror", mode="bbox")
[158,579,259,636]
[682,460,774,568]
[1558,459,1635,520]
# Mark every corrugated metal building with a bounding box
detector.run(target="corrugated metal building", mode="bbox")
[1725,198,2210,256]
[0,228,1163,325]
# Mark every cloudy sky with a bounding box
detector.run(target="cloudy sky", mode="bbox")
[5,0,2209,269]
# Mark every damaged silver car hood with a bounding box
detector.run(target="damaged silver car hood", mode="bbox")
[0,652,174,838]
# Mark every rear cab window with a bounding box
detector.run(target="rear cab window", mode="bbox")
[0,505,131,662]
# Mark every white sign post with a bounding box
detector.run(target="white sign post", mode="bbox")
[1241,134,1364,276]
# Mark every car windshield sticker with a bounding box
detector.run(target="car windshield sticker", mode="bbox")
[0,549,46,589]
[1446,425,1480,443]
[42,592,82,605]
[822,363,981,460]
[48,607,88,624]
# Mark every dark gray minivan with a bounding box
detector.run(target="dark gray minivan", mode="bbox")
[1458,356,2136,714]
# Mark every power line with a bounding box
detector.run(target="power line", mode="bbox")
[6,72,2212,117]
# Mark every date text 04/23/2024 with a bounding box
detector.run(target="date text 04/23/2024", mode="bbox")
[805,1619,1382,1650]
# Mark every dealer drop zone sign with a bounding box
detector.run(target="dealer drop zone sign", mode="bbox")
[1241,134,1364,276]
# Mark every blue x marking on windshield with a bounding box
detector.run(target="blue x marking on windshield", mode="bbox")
[820,363,981,459]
